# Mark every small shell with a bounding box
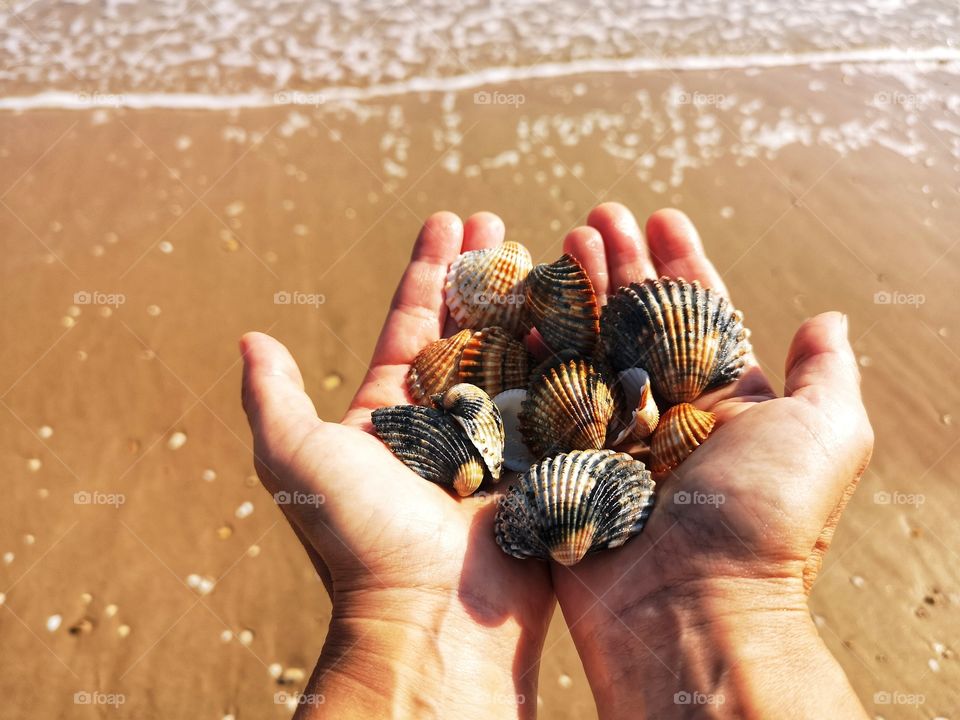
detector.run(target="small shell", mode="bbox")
[372,405,486,496]
[649,402,717,473]
[437,383,505,481]
[611,368,660,445]
[494,449,656,565]
[406,329,473,405]
[601,278,751,404]
[525,254,600,356]
[457,326,532,397]
[445,242,533,335]
[519,359,620,458]
[493,389,537,473]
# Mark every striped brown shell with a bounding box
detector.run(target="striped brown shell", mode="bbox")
[436,383,505,481]
[494,449,656,565]
[518,358,620,458]
[406,329,473,405]
[457,326,532,397]
[525,254,600,356]
[649,402,717,473]
[601,278,751,404]
[445,242,532,335]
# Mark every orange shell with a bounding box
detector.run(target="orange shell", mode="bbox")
[650,402,716,473]
[457,326,531,397]
[406,329,473,405]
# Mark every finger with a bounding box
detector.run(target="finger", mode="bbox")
[351,212,464,411]
[784,311,873,479]
[563,225,610,301]
[587,202,655,288]
[645,208,729,296]
[462,211,505,251]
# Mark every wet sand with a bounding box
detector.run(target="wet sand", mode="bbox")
[2,61,960,719]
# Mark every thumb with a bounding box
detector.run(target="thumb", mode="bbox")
[240,331,323,489]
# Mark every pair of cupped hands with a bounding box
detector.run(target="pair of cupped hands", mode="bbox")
[241,203,873,719]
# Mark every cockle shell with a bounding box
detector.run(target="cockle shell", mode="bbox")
[371,405,486,496]
[494,449,656,565]
[611,368,660,445]
[436,383,505,481]
[525,254,600,356]
[493,388,537,473]
[445,242,533,335]
[406,329,474,405]
[649,402,717,473]
[601,278,751,405]
[457,326,532,397]
[518,358,620,458]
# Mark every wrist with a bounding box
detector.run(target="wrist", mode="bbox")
[556,574,867,719]
[298,587,550,719]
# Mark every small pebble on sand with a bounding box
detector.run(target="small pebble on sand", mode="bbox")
[0,593,6,606]
[80,593,92,604]
[268,663,283,678]
[69,618,94,635]
[220,630,233,643]
[146,304,161,317]
[3,552,14,565]
[247,545,261,558]
[105,604,118,618]
[23,534,35,545]
[235,501,254,519]
[117,624,131,638]
[167,431,187,450]
[202,469,217,482]
[217,525,233,540]
[322,373,342,391]
[858,355,872,368]
[38,488,49,499]
[720,206,735,219]
[237,629,254,646]
[46,614,62,632]
[61,316,76,328]
[850,575,865,588]
[27,458,42,472]
[38,425,53,439]
[158,241,174,254]
[941,414,952,426]
[280,667,306,684]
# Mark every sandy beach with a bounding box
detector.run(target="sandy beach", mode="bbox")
[2,1,960,717]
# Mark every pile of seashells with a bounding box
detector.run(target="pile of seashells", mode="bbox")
[371,242,751,565]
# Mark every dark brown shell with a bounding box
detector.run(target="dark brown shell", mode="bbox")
[372,405,486,496]
[437,383,505,481]
[525,254,600,356]
[494,449,656,565]
[601,278,751,404]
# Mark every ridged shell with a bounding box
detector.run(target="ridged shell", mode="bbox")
[371,405,486,496]
[437,383,505,481]
[649,402,717,473]
[493,389,537,473]
[494,449,656,565]
[457,326,532,397]
[445,242,533,335]
[525,254,600,356]
[406,329,473,405]
[601,278,751,404]
[611,368,660,444]
[518,359,620,458]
